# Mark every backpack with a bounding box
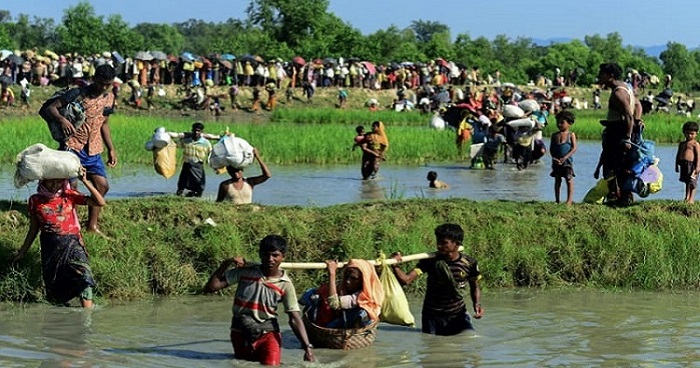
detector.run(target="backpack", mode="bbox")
[38,87,86,143]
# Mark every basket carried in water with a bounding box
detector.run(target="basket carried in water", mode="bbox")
[303,314,378,350]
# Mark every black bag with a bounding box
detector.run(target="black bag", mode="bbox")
[38,87,85,143]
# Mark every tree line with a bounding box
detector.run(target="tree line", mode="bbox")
[1,1,699,91]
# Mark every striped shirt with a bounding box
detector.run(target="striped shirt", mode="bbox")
[416,253,481,316]
[225,265,300,324]
[178,136,212,164]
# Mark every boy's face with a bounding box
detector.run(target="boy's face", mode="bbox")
[556,119,571,131]
[259,250,285,273]
[436,236,460,256]
[684,129,697,141]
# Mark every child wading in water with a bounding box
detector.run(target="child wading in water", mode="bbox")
[391,223,483,336]
[550,110,578,204]
[675,121,700,203]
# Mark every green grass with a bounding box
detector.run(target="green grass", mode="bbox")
[0,109,692,167]
[2,198,700,303]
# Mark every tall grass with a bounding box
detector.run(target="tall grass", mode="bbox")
[0,109,692,166]
[2,198,700,303]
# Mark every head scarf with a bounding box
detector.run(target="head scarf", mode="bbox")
[344,259,384,322]
[36,179,70,198]
[372,121,389,150]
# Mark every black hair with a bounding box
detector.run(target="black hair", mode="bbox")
[259,234,287,254]
[682,121,699,132]
[355,125,365,134]
[556,110,576,124]
[598,62,623,79]
[427,171,438,181]
[94,64,116,81]
[371,121,381,128]
[192,121,204,131]
[434,223,464,244]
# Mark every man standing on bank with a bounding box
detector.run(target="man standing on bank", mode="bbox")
[597,62,641,206]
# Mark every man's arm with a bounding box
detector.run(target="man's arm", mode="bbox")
[613,87,635,140]
[469,278,483,318]
[100,118,117,167]
[45,98,75,137]
[287,311,315,362]
[391,253,420,285]
[202,257,244,293]
[247,148,272,187]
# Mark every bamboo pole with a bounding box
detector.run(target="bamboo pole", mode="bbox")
[280,246,463,270]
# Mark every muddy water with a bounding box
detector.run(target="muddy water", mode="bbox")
[2,141,683,205]
[2,289,699,367]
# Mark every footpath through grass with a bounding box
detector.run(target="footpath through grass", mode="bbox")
[2,197,700,303]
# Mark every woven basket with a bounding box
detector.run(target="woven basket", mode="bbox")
[303,314,378,350]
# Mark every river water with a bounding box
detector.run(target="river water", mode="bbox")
[0,141,685,205]
[2,289,699,367]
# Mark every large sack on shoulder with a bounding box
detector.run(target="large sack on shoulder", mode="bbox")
[153,142,177,179]
[209,135,254,170]
[379,262,415,327]
[14,143,81,188]
[518,99,540,114]
[502,104,525,119]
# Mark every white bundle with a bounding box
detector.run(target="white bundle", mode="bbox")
[14,143,81,188]
[502,104,525,118]
[209,135,255,170]
[429,114,446,130]
[518,99,540,114]
[152,127,171,148]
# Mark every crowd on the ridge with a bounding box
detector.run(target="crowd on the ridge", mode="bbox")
[1,49,673,111]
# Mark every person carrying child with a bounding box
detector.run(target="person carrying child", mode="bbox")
[391,223,483,336]
[550,110,578,205]
[676,121,700,204]
[203,235,315,365]
[300,259,384,329]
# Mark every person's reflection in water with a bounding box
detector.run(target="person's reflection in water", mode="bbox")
[39,309,92,367]
[417,332,482,367]
[360,178,384,201]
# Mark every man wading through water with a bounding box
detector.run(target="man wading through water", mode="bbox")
[597,62,643,206]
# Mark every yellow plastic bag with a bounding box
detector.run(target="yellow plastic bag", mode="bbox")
[153,142,177,179]
[379,262,415,327]
[582,178,609,204]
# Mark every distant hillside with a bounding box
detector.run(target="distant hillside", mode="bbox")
[531,37,664,59]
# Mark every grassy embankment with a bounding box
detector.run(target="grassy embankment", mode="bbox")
[1,85,698,303]
[2,198,700,304]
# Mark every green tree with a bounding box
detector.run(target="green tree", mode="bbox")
[103,15,143,57]
[56,1,107,55]
[133,23,184,55]
[660,42,698,91]
[409,20,449,44]
[246,0,329,48]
